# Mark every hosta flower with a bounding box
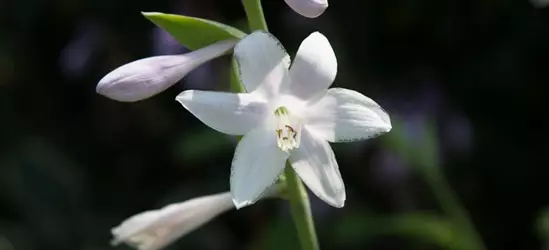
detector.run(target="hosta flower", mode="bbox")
[284,0,328,18]
[176,31,391,209]
[97,39,237,102]
[111,192,233,250]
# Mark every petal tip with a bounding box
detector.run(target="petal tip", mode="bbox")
[310,31,322,36]
[109,226,129,246]
[318,194,345,208]
[333,199,345,208]
[322,194,345,208]
[234,31,274,51]
[95,77,136,102]
[96,75,115,94]
[285,0,329,18]
[330,191,346,208]
[381,118,393,134]
[109,238,121,246]
[175,90,196,110]
[308,31,328,41]
[141,11,162,17]
[95,81,107,95]
[175,90,192,101]
[232,199,252,210]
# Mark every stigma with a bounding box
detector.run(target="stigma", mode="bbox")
[274,106,299,152]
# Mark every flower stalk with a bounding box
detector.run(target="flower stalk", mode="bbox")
[240,0,320,249]
[241,0,269,31]
[285,164,320,250]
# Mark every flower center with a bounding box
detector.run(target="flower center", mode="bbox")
[274,106,299,152]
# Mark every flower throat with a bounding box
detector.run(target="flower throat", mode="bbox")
[274,106,299,152]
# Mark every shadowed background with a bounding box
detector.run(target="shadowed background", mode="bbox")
[1,0,548,250]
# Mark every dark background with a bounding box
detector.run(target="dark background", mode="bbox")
[1,0,548,249]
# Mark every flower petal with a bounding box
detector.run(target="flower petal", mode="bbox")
[284,0,329,18]
[176,90,268,135]
[289,128,345,207]
[231,126,289,209]
[97,39,237,102]
[305,88,392,142]
[234,31,291,99]
[111,192,234,250]
[284,32,337,102]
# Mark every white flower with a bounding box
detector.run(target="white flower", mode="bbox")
[111,192,233,250]
[284,0,328,18]
[176,31,391,209]
[96,39,237,102]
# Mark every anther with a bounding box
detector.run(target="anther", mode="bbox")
[274,106,299,152]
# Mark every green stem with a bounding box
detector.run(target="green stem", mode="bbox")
[230,58,244,93]
[426,169,486,250]
[284,165,320,250]
[241,0,269,31]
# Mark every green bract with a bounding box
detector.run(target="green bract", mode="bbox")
[143,12,247,50]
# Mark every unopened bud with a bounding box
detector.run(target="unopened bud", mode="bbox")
[96,39,237,102]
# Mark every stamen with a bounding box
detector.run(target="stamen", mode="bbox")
[274,106,299,152]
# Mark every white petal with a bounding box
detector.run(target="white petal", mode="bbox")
[231,126,289,209]
[305,88,392,142]
[284,0,328,18]
[111,192,234,250]
[97,39,237,102]
[284,32,337,102]
[289,128,345,207]
[234,31,291,99]
[176,90,268,135]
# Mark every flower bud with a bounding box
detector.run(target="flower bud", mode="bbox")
[284,0,328,18]
[97,39,237,102]
[111,192,233,250]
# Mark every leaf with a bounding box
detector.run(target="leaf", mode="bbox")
[379,213,472,250]
[143,12,247,50]
[417,119,440,171]
[334,212,473,250]
[537,208,549,240]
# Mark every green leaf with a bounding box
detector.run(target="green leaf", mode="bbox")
[417,119,440,171]
[380,213,472,250]
[537,208,549,240]
[142,12,247,50]
[334,212,473,250]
